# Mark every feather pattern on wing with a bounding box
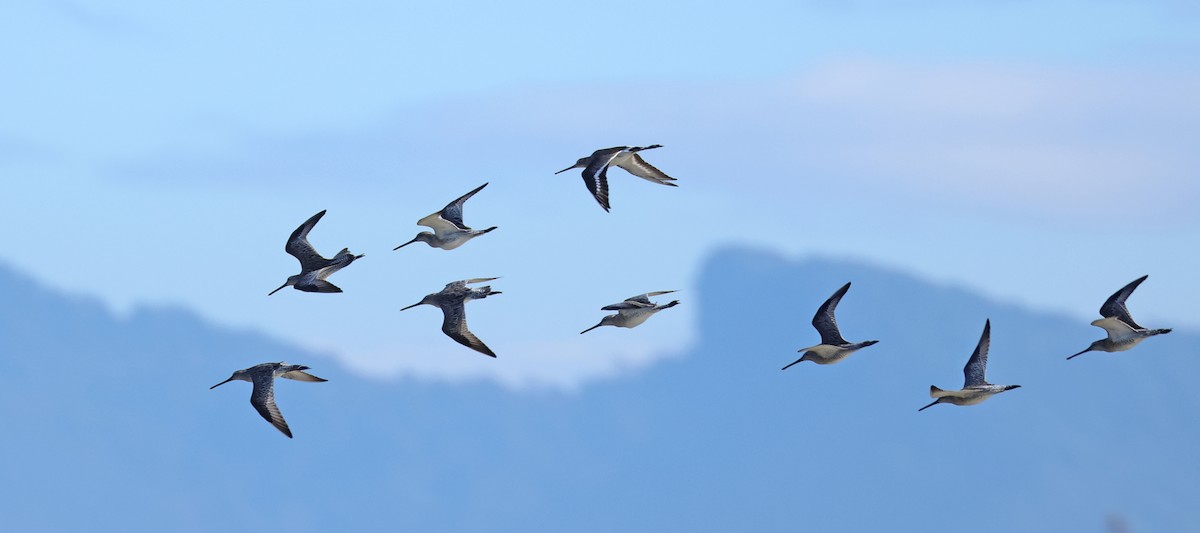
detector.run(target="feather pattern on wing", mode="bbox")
[812,283,851,346]
[251,372,292,438]
[1099,275,1148,330]
[963,320,991,388]
[285,210,333,272]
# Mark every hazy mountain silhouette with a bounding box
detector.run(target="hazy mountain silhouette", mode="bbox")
[0,248,1195,532]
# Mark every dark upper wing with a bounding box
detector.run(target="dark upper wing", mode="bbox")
[581,149,624,212]
[439,299,496,357]
[285,210,331,272]
[605,290,675,310]
[439,182,488,230]
[1099,275,1148,329]
[963,319,991,388]
[250,373,292,438]
[295,279,343,293]
[602,301,651,311]
[811,283,849,345]
[812,282,851,346]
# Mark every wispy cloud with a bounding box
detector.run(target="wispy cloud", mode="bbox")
[111,59,1200,225]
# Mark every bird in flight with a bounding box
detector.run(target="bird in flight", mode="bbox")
[394,182,498,251]
[919,319,1021,411]
[556,145,677,211]
[783,282,879,370]
[581,291,680,334]
[401,278,503,357]
[269,210,363,295]
[210,362,327,438]
[1069,275,1172,360]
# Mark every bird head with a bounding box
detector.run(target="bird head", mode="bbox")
[210,370,248,389]
[268,275,301,296]
[555,157,588,174]
[401,294,436,311]
[394,232,433,250]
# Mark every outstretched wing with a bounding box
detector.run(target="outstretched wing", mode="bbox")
[439,182,488,230]
[280,369,327,382]
[286,210,331,272]
[963,319,991,388]
[604,290,676,311]
[812,282,851,346]
[602,301,650,311]
[615,153,677,186]
[581,149,623,212]
[1099,275,1148,330]
[1092,316,1138,342]
[295,279,343,293]
[250,373,292,438]
[440,300,496,357]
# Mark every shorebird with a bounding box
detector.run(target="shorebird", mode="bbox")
[581,291,680,334]
[401,278,502,357]
[919,320,1020,411]
[782,282,879,370]
[1069,275,1172,360]
[556,145,677,211]
[269,210,363,295]
[210,362,327,438]
[394,182,497,251]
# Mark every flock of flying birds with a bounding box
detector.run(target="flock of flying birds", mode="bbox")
[209,144,1174,438]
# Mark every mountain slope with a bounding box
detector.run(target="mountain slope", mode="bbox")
[0,249,1195,532]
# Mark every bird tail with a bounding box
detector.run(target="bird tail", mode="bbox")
[1150,328,1173,336]
[336,248,365,261]
[659,300,680,309]
[481,226,498,234]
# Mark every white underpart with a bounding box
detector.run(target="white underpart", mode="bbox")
[1091,316,1145,350]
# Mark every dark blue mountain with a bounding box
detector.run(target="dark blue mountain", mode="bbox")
[0,248,1195,532]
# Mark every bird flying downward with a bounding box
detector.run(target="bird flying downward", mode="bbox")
[269,210,363,295]
[210,362,327,438]
[401,278,502,357]
[394,182,498,251]
[556,145,677,211]
[1068,275,1172,360]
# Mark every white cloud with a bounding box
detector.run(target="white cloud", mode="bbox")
[333,338,687,393]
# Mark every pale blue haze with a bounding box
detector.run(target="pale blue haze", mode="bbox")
[0,2,1198,528]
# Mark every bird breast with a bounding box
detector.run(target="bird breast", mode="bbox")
[616,308,656,328]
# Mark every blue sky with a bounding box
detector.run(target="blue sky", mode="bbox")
[2,0,1196,388]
